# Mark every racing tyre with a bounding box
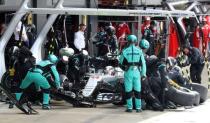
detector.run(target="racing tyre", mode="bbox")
[191,91,200,106]
[166,86,196,106]
[188,83,208,103]
[112,84,126,105]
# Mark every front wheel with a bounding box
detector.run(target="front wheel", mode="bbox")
[112,83,126,105]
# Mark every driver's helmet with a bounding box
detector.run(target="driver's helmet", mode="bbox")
[59,48,74,57]
[59,48,75,63]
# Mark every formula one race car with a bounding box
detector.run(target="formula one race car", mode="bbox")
[54,54,126,107]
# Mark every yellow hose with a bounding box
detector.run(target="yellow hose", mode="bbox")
[168,79,181,89]
[9,68,15,77]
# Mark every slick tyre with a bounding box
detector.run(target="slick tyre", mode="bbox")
[181,87,200,106]
[190,91,200,106]
[166,86,196,106]
[189,83,208,103]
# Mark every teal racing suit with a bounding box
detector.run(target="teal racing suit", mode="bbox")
[119,44,146,110]
[16,60,60,105]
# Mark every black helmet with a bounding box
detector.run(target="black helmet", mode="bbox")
[106,26,116,36]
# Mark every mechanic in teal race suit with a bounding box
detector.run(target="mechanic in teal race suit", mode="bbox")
[15,54,60,110]
[119,35,147,113]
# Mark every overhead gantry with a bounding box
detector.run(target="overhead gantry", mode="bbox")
[0,0,197,80]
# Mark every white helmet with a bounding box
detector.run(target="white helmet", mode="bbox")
[59,48,74,57]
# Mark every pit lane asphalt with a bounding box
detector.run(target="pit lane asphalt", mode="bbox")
[0,99,210,123]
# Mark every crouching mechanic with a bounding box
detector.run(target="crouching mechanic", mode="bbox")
[166,57,188,86]
[120,35,146,112]
[15,54,60,110]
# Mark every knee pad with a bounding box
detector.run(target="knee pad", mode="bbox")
[125,91,133,99]
[42,88,50,94]
[134,90,141,99]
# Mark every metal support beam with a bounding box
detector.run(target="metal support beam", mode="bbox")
[137,0,142,41]
[31,0,63,63]
[177,2,199,36]
[167,0,193,7]
[165,1,201,59]
[27,7,196,17]
[165,17,170,59]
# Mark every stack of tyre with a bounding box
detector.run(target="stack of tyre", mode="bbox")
[158,63,208,107]
[166,83,208,107]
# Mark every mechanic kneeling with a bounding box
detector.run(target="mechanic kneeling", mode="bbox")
[139,39,164,111]
[15,54,60,110]
[120,35,146,113]
[166,57,188,86]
